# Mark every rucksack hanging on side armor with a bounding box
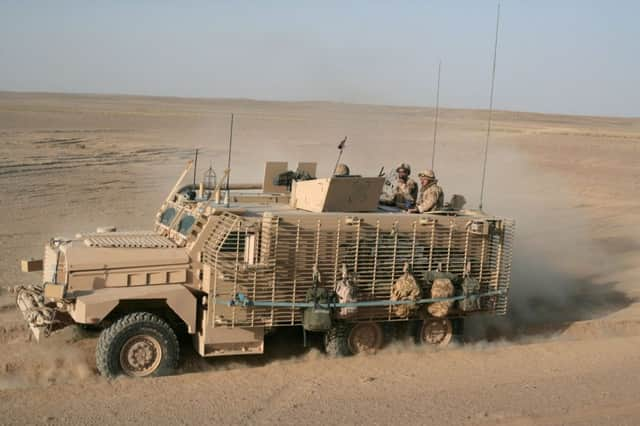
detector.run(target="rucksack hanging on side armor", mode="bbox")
[427,278,455,317]
[335,264,358,319]
[424,262,455,317]
[390,263,422,317]
[302,266,334,332]
[458,262,481,312]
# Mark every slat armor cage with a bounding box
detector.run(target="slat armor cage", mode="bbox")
[203,211,514,328]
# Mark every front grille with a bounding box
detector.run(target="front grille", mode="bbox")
[83,231,177,248]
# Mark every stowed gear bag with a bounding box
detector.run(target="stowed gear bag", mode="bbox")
[427,277,455,317]
[423,265,458,318]
[458,264,481,312]
[302,267,334,332]
[303,287,333,331]
[390,264,422,317]
[335,264,358,319]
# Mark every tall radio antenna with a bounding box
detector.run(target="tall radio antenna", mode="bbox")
[431,60,442,170]
[479,3,501,211]
[192,148,199,185]
[225,113,234,207]
[332,137,347,176]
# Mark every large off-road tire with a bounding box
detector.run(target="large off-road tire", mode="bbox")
[96,312,179,379]
[323,323,350,357]
[347,322,384,355]
[416,317,453,347]
[324,322,385,356]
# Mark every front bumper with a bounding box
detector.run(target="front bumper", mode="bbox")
[11,284,67,341]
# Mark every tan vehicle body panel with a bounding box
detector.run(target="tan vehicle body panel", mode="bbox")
[63,244,190,295]
[290,176,385,212]
[69,284,198,333]
[66,245,189,271]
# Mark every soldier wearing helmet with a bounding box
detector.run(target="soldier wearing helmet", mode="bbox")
[408,169,444,213]
[380,163,418,210]
[334,163,350,177]
[394,163,418,209]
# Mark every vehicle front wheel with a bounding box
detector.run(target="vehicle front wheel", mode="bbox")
[96,312,179,378]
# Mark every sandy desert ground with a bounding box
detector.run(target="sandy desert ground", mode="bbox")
[0,91,639,425]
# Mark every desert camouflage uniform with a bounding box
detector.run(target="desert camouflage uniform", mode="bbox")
[393,178,418,209]
[417,181,444,213]
[391,270,421,317]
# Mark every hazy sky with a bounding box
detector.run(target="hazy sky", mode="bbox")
[1,1,638,117]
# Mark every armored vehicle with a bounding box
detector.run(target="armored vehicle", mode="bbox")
[14,160,514,378]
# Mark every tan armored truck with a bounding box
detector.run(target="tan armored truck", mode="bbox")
[14,161,514,378]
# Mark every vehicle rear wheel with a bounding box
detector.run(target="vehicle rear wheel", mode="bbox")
[347,322,384,355]
[96,312,179,378]
[325,322,385,356]
[417,318,453,346]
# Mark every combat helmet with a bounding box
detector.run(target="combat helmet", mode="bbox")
[334,163,350,176]
[396,163,411,174]
[418,169,436,180]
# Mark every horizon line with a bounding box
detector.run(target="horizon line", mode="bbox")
[0,89,637,121]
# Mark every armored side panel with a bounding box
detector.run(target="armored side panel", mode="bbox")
[262,161,289,193]
[195,263,265,357]
[296,162,317,179]
[202,211,514,329]
[290,176,385,212]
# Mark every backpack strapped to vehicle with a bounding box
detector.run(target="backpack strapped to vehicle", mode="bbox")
[302,266,335,332]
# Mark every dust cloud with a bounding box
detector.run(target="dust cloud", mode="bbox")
[0,330,95,390]
[462,145,632,341]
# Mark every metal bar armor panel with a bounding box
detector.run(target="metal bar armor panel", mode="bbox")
[202,213,515,327]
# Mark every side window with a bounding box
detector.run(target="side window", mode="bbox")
[177,215,196,235]
[160,208,176,226]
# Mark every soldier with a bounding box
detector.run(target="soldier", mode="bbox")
[380,163,418,209]
[408,169,444,213]
[394,163,418,209]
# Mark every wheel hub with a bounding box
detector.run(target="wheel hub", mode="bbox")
[420,318,453,346]
[120,335,162,377]
[347,323,383,354]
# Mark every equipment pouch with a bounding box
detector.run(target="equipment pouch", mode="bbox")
[458,276,481,312]
[303,287,333,332]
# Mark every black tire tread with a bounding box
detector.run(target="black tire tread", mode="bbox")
[96,312,179,379]
[324,323,351,357]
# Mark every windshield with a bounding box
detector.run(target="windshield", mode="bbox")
[160,207,176,226]
[177,215,196,235]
